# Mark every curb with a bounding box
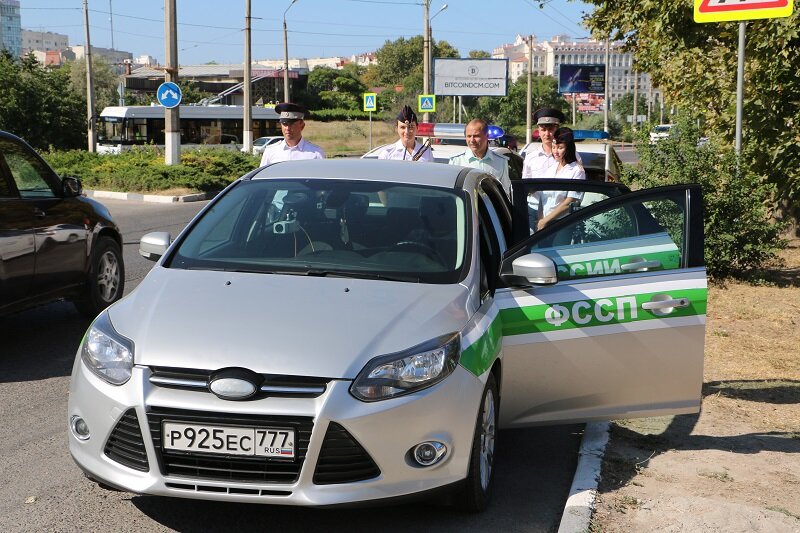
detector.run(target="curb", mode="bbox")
[85,190,215,203]
[558,421,611,533]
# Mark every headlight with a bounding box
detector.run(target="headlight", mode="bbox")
[80,312,134,385]
[350,333,460,402]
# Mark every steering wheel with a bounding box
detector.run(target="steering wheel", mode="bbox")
[389,241,445,264]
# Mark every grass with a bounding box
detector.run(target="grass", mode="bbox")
[767,506,800,521]
[304,119,397,157]
[697,468,734,482]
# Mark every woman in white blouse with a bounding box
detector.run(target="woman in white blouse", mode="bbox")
[536,127,586,231]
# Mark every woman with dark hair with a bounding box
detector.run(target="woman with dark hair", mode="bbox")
[535,127,586,230]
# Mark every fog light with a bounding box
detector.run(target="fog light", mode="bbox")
[412,441,447,466]
[71,415,90,441]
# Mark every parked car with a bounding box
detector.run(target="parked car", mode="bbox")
[0,131,125,317]
[243,136,284,155]
[649,124,675,144]
[68,158,706,511]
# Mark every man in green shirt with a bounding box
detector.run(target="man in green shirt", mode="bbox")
[449,119,511,198]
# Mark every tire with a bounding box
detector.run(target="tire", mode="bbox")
[458,373,499,512]
[74,236,125,318]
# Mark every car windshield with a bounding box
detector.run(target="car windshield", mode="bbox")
[653,125,672,133]
[168,179,469,284]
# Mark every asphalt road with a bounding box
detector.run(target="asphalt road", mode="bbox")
[0,198,583,532]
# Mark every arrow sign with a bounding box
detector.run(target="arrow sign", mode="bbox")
[694,0,793,22]
[418,94,436,113]
[363,92,377,112]
[156,82,182,109]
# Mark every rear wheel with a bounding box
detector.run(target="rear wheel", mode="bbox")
[74,236,124,318]
[458,373,498,512]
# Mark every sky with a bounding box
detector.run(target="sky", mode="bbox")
[19,0,595,65]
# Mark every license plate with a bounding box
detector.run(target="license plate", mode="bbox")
[162,422,295,459]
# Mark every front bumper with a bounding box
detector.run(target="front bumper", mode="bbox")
[67,359,484,506]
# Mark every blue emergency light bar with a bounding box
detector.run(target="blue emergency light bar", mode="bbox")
[486,125,505,140]
[572,130,609,140]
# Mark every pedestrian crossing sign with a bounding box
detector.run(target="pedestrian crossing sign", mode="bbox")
[363,93,377,112]
[694,0,793,23]
[418,95,436,113]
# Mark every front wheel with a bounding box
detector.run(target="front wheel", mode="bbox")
[74,236,125,318]
[458,373,498,512]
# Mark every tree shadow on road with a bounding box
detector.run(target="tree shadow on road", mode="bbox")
[598,381,800,493]
[0,301,89,383]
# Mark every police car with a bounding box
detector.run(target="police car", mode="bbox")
[68,159,706,511]
[519,130,623,182]
[362,122,509,163]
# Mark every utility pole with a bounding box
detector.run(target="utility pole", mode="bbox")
[243,0,253,153]
[164,0,180,165]
[283,0,298,102]
[526,34,533,144]
[632,70,638,132]
[108,0,114,50]
[735,22,745,155]
[422,0,430,122]
[647,82,652,123]
[82,0,96,152]
[603,38,609,133]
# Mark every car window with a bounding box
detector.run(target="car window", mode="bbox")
[169,179,469,284]
[527,190,687,281]
[521,183,615,236]
[0,138,56,199]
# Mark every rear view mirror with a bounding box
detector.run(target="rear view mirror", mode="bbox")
[139,232,172,262]
[62,176,83,197]
[500,252,558,287]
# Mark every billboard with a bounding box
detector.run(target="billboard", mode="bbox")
[558,64,605,94]
[433,58,508,96]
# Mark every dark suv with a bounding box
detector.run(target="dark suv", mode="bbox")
[0,131,124,317]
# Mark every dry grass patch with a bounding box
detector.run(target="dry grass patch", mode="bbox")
[304,120,397,157]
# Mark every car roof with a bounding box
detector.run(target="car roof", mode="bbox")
[251,158,469,189]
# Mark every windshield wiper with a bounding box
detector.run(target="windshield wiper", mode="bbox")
[306,270,422,283]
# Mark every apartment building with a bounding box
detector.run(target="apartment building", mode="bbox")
[22,29,68,54]
[0,0,22,57]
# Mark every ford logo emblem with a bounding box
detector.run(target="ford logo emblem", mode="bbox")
[209,375,258,400]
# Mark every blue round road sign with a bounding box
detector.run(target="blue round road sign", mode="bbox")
[157,82,182,109]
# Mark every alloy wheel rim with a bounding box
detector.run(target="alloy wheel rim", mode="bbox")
[479,388,496,491]
[97,251,120,302]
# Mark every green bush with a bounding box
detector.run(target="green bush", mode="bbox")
[624,117,786,279]
[43,146,260,193]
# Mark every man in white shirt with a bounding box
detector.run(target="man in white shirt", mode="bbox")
[521,107,566,179]
[449,119,511,198]
[260,102,325,167]
[377,105,434,162]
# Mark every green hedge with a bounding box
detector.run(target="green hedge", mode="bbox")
[43,146,260,193]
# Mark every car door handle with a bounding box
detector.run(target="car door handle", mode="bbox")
[621,259,661,272]
[33,207,46,218]
[641,298,689,311]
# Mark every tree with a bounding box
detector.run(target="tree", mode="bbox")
[374,35,459,87]
[472,75,565,129]
[582,1,800,220]
[468,50,491,58]
[304,65,367,110]
[612,92,648,126]
[0,52,85,149]
[66,57,120,114]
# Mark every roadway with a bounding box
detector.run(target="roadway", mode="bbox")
[0,198,583,532]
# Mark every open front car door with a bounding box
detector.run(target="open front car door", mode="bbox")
[498,183,706,428]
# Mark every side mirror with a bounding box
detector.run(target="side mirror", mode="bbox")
[139,231,172,262]
[500,252,558,287]
[62,176,83,197]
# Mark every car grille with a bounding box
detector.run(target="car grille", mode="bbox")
[104,408,150,472]
[148,367,330,399]
[313,422,381,485]
[147,407,313,484]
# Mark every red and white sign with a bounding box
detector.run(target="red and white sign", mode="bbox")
[694,0,794,23]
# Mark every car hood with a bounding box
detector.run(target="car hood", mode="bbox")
[108,267,471,379]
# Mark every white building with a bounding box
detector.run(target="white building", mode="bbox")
[493,34,658,108]
[70,45,132,65]
[22,29,68,54]
[135,54,158,67]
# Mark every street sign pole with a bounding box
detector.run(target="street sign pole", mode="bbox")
[363,92,377,151]
[735,22,745,155]
[369,111,373,151]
